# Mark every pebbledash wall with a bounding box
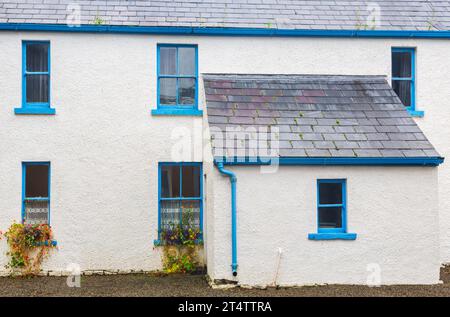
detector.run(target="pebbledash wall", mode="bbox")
[0,31,448,278]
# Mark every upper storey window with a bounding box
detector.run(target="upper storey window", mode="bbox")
[152,44,202,116]
[391,48,422,117]
[15,41,55,115]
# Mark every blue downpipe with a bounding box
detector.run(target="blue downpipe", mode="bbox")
[216,162,238,276]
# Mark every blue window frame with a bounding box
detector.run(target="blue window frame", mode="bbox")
[152,44,202,116]
[15,41,55,115]
[391,47,423,117]
[156,162,203,244]
[22,162,51,225]
[308,179,356,240]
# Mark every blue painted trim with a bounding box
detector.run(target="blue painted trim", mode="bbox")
[151,108,203,116]
[155,44,199,113]
[308,233,357,240]
[408,110,425,118]
[14,107,55,115]
[34,240,58,247]
[216,162,238,275]
[3,23,450,39]
[156,162,203,241]
[317,179,346,233]
[17,41,53,114]
[21,162,51,225]
[214,157,444,166]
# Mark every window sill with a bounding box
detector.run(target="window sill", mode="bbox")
[151,108,203,116]
[407,110,424,118]
[34,240,57,247]
[308,233,357,240]
[15,107,56,115]
[153,239,204,247]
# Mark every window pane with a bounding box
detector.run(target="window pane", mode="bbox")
[24,200,49,225]
[392,51,412,78]
[318,207,342,228]
[26,43,48,72]
[178,78,195,105]
[392,80,411,107]
[159,47,176,75]
[178,47,196,76]
[181,200,200,230]
[161,200,180,230]
[159,78,177,105]
[25,165,49,198]
[319,182,342,205]
[182,165,201,197]
[161,165,180,198]
[26,75,49,103]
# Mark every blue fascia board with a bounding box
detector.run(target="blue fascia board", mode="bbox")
[151,108,203,116]
[3,23,450,39]
[214,156,444,166]
[15,107,56,115]
[308,233,357,240]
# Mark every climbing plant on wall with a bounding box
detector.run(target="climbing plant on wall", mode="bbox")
[3,222,57,276]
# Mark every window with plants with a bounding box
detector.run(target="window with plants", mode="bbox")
[156,163,203,273]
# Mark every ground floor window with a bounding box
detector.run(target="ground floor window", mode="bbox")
[317,179,346,233]
[158,162,202,239]
[22,162,50,224]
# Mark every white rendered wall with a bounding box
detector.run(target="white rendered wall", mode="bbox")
[207,165,440,286]
[0,32,447,274]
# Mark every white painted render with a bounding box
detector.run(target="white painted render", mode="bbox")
[205,164,440,286]
[0,32,447,281]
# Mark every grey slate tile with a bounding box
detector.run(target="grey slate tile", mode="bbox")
[366,133,389,141]
[323,133,346,141]
[306,149,331,157]
[345,133,368,141]
[301,133,324,141]
[402,150,428,157]
[380,149,404,157]
[334,141,359,149]
[354,149,382,157]
[329,149,356,157]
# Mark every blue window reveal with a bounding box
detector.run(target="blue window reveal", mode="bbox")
[152,44,202,116]
[391,47,423,117]
[15,41,55,115]
[308,179,356,240]
[156,162,203,245]
[22,162,51,225]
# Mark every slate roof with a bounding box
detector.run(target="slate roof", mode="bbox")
[203,74,441,159]
[1,0,450,31]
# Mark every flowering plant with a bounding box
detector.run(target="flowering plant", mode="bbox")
[157,207,203,273]
[3,222,56,276]
[160,226,202,246]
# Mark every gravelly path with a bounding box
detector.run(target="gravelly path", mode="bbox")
[0,266,449,297]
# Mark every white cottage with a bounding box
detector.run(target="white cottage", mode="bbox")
[0,0,448,286]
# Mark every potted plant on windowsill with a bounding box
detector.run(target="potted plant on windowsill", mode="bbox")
[156,207,204,274]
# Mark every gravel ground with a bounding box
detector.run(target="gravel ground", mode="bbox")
[0,266,449,297]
